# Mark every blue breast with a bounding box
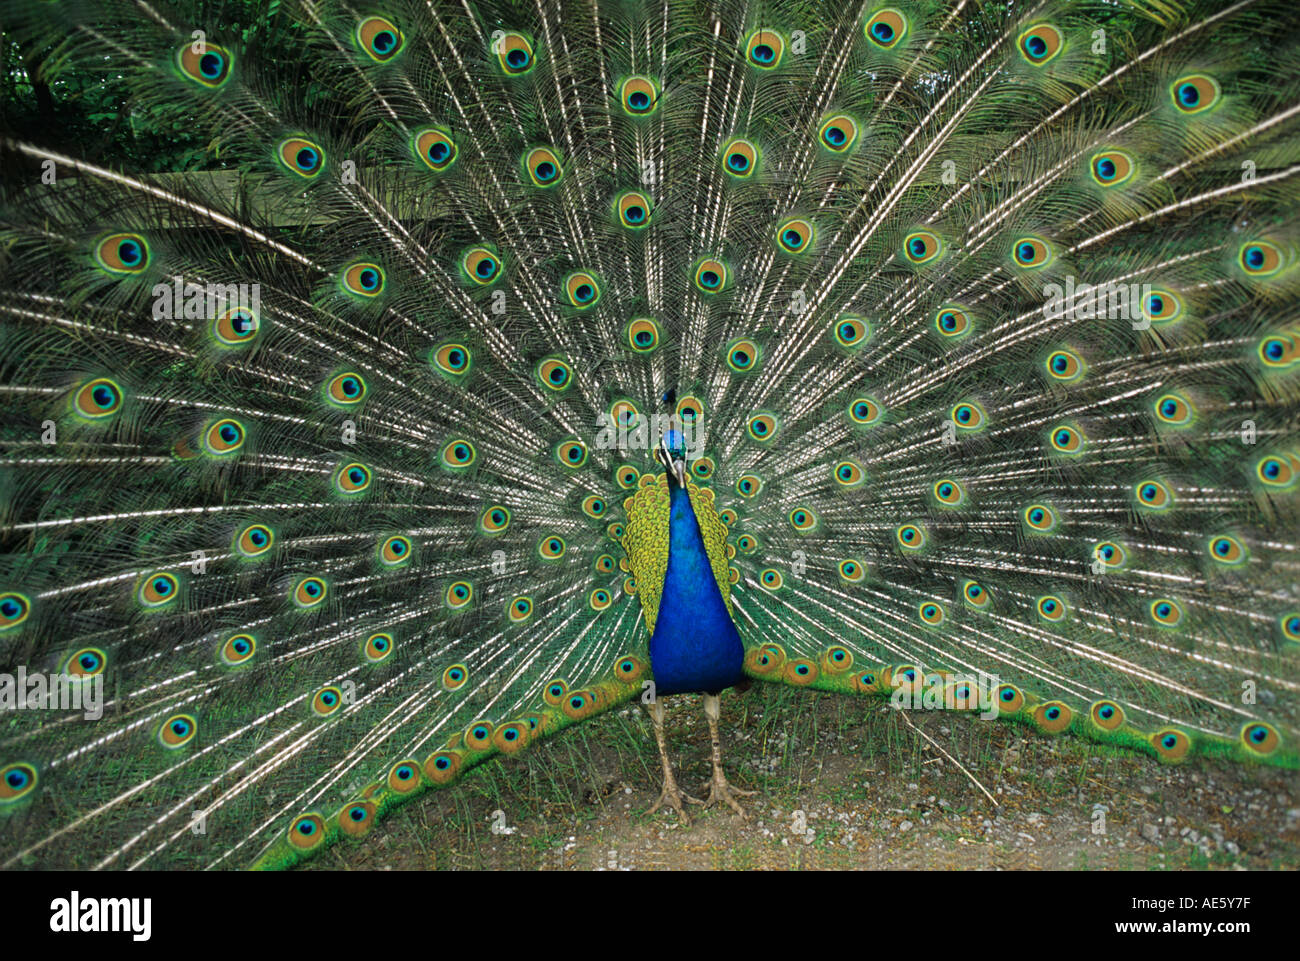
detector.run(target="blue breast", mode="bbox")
[648,483,745,696]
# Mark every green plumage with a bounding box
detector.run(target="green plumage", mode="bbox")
[0,0,1298,870]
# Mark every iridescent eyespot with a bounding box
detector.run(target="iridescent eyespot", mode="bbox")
[236,523,275,557]
[616,191,652,229]
[896,523,926,550]
[789,507,818,532]
[288,814,326,849]
[1153,393,1193,426]
[725,338,759,372]
[203,418,245,456]
[341,262,384,297]
[676,395,704,425]
[95,233,149,274]
[432,343,472,378]
[220,633,256,666]
[1241,722,1280,756]
[339,800,376,837]
[379,535,412,567]
[1259,333,1298,368]
[610,399,640,432]
[935,306,971,338]
[963,580,990,608]
[414,127,457,171]
[590,588,612,611]
[66,646,106,678]
[1045,349,1084,382]
[834,460,865,487]
[542,678,569,706]
[719,508,737,526]
[537,357,573,391]
[0,762,38,803]
[1090,700,1125,731]
[278,137,325,178]
[933,478,965,507]
[1282,612,1300,642]
[1033,701,1072,734]
[158,713,197,748]
[441,438,477,470]
[74,377,123,419]
[776,217,814,254]
[493,722,530,754]
[1170,74,1220,115]
[627,318,661,353]
[387,760,421,793]
[1024,503,1058,532]
[357,16,402,61]
[139,572,179,608]
[1089,150,1133,187]
[918,601,945,626]
[1152,728,1191,761]
[214,306,259,346]
[1255,454,1297,488]
[615,656,646,683]
[582,495,606,518]
[784,659,817,686]
[0,593,29,631]
[903,230,941,264]
[177,41,232,87]
[620,75,660,115]
[462,247,502,285]
[737,535,758,555]
[819,114,859,152]
[508,596,533,622]
[721,138,759,178]
[614,465,640,490]
[606,521,624,540]
[691,457,715,480]
[1207,535,1246,566]
[562,691,596,720]
[1092,541,1127,571]
[834,315,870,348]
[736,474,762,498]
[594,553,616,574]
[1012,236,1052,268]
[442,663,468,690]
[695,259,730,294]
[1239,240,1282,277]
[524,146,563,187]
[480,505,511,534]
[745,29,785,69]
[445,582,473,610]
[496,32,536,75]
[538,535,566,560]
[1150,598,1183,628]
[325,372,366,407]
[759,568,784,591]
[335,462,372,495]
[424,751,462,783]
[564,271,601,308]
[293,576,328,608]
[950,401,986,431]
[816,646,853,674]
[996,684,1025,714]
[838,558,866,583]
[848,397,882,425]
[1049,424,1084,454]
[747,413,778,442]
[1037,595,1067,622]
[1140,289,1183,325]
[1017,23,1063,64]
[555,439,588,468]
[360,632,392,663]
[865,8,907,48]
[1134,479,1173,511]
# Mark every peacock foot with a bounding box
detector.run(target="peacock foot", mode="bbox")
[646,774,702,822]
[699,769,756,818]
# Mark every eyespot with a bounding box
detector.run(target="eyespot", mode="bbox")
[1149,598,1183,628]
[496,31,536,75]
[1033,701,1072,734]
[1259,333,1298,368]
[620,75,659,115]
[590,554,616,576]
[461,247,502,285]
[306,683,343,718]
[278,137,325,178]
[413,127,457,171]
[789,507,818,532]
[691,457,715,480]
[853,670,880,694]
[582,495,607,518]
[493,721,530,754]
[589,588,612,611]
[865,8,907,48]
[1022,504,1058,536]
[612,464,640,490]
[1049,424,1084,454]
[339,800,376,837]
[607,521,625,541]
[1037,595,1067,622]
[746,413,778,442]
[430,343,472,381]
[356,15,403,61]
[1207,535,1247,566]
[1152,728,1191,762]
[139,572,179,608]
[74,377,124,419]
[745,29,784,69]
[537,535,566,561]
[542,678,570,707]
[735,474,762,498]
[935,306,971,339]
[177,41,233,87]
[1153,392,1193,426]
[94,233,149,274]
[1012,236,1053,268]
[834,314,870,349]
[903,230,942,264]
[1141,289,1183,325]
[950,401,986,431]
[341,262,385,297]
[624,575,638,594]
[479,505,511,534]
[288,813,327,849]
[676,394,704,426]
[562,690,597,720]
[759,568,784,591]
[0,762,38,804]
[1092,540,1128,571]
[0,593,30,632]
[996,684,1025,714]
[564,271,602,308]
[1088,700,1125,731]
[508,596,533,622]
[963,579,991,609]
[627,318,661,353]
[918,601,945,625]
[614,655,647,685]
[1238,240,1282,277]
[735,535,758,556]
[616,190,653,229]
[1017,23,1063,64]
[896,523,927,551]
[440,438,477,470]
[379,535,412,567]
[1089,150,1134,187]
[219,633,256,666]
[555,438,588,469]
[831,459,865,488]
[776,217,814,254]
[213,306,259,346]
[1241,722,1280,756]
[293,576,328,608]
[1255,454,1297,488]
[610,400,640,434]
[524,146,563,187]
[848,397,882,425]
[784,659,818,686]
[537,357,573,391]
[1045,349,1084,382]
[725,338,759,372]
[1170,74,1220,115]
[1282,612,1300,642]
[444,581,473,611]
[362,632,393,663]
[1134,479,1173,511]
[933,478,965,507]
[66,646,106,678]
[719,508,737,526]
[442,663,469,690]
[463,723,494,752]
[721,138,759,178]
[335,462,372,495]
[158,713,198,749]
[387,760,421,793]
[236,523,275,557]
[695,259,730,294]
[324,372,367,407]
[202,418,245,456]
[828,559,864,586]
[819,114,859,152]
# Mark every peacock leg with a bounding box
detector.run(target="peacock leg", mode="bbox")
[700,693,756,817]
[644,699,701,820]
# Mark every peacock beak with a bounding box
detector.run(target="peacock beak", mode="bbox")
[658,436,688,487]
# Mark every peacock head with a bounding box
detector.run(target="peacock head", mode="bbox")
[656,417,688,487]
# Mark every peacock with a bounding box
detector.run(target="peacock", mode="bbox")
[0,0,1297,872]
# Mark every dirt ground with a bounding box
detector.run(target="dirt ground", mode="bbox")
[304,685,1299,871]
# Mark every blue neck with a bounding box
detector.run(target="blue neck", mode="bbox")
[647,481,744,696]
